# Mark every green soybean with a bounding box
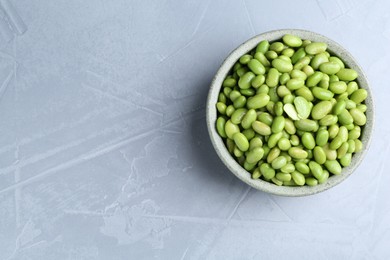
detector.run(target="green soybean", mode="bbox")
[260,163,275,180]
[231,108,247,124]
[349,108,366,126]
[302,132,316,149]
[340,153,352,167]
[291,171,305,185]
[233,95,246,108]
[295,87,314,101]
[295,119,318,132]
[312,87,334,100]
[225,120,240,139]
[295,161,310,174]
[272,58,293,73]
[309,161,324,180]
[305,177,318,186]
[272,156,288,169]
[246,147,265,164]
[286,78,304,90]
[272,116,286,133]
[311,53,328,70]
[254,52,271,67]
[266,68,280,87]
[316,129,329,146]
[242,128,255,140]
[248,59,266,75]
[256,40,270,54]
[338,109,354,125]
[252,120,272,136]
[311,101,332,120]
[233,132,249,152]
[238,72,256,89]
[324,160,342,175]
[305,42,327,55]
[336,68,358,81]
[216,117,227,138]
[251,75,266,88]
[294,96,311,119]
[291,48,306,64]
[350,89,368,104]
[319,62,341,75]
[247,93,270,109]
[283,34,302,47]
[267,147,281,163]
[288,147,308,159]
[313,146,326,164]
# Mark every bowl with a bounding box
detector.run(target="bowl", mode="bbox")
[206,29,374,196]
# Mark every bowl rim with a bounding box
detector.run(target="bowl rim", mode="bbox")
[206,29,374,196]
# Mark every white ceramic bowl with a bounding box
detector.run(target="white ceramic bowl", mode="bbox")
[206,29,374,196]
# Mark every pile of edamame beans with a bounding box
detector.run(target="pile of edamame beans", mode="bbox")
[215,34,368,186]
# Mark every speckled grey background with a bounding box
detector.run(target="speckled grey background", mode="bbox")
[0,0,389,259]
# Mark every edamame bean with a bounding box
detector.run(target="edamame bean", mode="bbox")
[337,142,349,159]
[239,54,252,64]
[329,56,345,69]
[319,62,341,75]
[302,65,315,76]
[258,112,273,126]
[316,129,329,146]
[238,72,256,89]
[305,177,318,186]
[279,73,290,85]
[272,156,288,169]
[295,87,314,101]
[271,116,285,133]
[329,81,347,94]
[355,139,363,152]
[338,109,353,125]
[288,147,308,159]
[240,109,256,129]
[283,34,302,47]
[225,120,240,139]
[284,118,296,135]
[305,42,327,55]
[281,163,295,173]
[340,153,352,167]
[309,161,324,180]
[247,93,270,109]
[251,75,266,88]
[302,132,316,149]
[274,101,284,116]
[347,81,358,95]
[216,102,227,115]
[282,48,295,57]
[216,117,227,138]
[319,115,338,126]
[256,40,270,54]
[266,68,280,87]
[349,108,366,126]
[312,87,334,100]
[313,146,326,164]
[286,78,304,90]
[290,135,300,146]
[347,139,355,153]
[272,177,283,186]
[233,133,249,152]
[248,59,266,75]
[242,129,255,140]
[294,56,311,70]
[240,88,256,96]
[252,168,261,179]
[267,147,281,163]
[226,138,235,154]
[311,100,332,120]
[268,132,283,148]
[226,105,235,117]
[272,58,293,73]
[294,96,311,119]
[295,161,310,174]
[336,68,358,81]
[333,100,346,115]
[295,119,318,132]
[233,95,246,108]
[276,172,292,182]
[324,160,342,174]
[350,89,368,104]
[265,50,278,60]
[291,48,306,64]
[252,121,272,136]
[246,147,265,164]
[270,42,284,53]
[278,137,291,151]
[311,53,328,70]
[283,103,299,120]
[291,171,305,185]
[260,163,275,180]
[231,108,247,124]
[254,52,271,67]
[223,78,237,87]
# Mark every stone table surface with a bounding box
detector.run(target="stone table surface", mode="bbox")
[0,0,389,259]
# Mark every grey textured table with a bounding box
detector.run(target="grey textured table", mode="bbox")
[0,0,389,259]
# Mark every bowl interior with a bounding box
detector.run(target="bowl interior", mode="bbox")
[206,29,374,196]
